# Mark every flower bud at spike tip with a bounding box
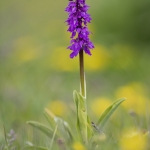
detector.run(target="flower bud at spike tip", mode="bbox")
[65,0,94,58]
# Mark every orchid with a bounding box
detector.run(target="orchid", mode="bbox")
[65,0,94,58]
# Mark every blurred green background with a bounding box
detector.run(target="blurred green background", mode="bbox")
[0,0,150,148]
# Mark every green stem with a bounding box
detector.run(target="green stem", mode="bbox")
[3,125,9,150]
[79,49,86,98]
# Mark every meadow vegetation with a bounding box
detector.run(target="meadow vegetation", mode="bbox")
[0,0,150,149]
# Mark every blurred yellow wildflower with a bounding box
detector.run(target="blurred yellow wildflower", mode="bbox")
[48,100,67,117]
[91,97,112,117]
[120,129,147,150]
[85,45,110,71]
[72,142,86,150]
[13,36,39,62]
[49,44,109,71]
[116,82,147,115]
[50,46,78,71]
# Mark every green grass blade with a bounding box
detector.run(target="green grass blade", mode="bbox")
[63,121,74,141]
[50,125,58,150]
[43,109,72,140]
[3,125,9,150]
[25,142,48,150]
[53,117,73,142]
[24,146,48,150]
[26,121,53,138]
[43,109,56,129]
[97,98,126,129]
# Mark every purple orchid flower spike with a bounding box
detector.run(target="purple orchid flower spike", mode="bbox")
[65,0,94,58]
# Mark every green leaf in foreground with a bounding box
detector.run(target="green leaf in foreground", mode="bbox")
[50,125,58,150]
[63,120,74,141]
[43,108,56,129]
[73,90,89,142]
[26,121,53,138]
[97,98,126,129]
[73,90,82,140]
[3,125,9,150]
[24,142,48,150]
[54,117,74,142]
[44,108,74,142]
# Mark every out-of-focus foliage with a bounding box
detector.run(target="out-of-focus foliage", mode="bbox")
[92,0,150,46]
[0,0,150,149]
[48,100,67,117]
[116,82,148,115]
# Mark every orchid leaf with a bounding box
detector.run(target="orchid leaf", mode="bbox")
[87,115,93,139]
[97,98,126,129]
[73,90,88,142]
[73,90,81,139]
[26,121,53,138]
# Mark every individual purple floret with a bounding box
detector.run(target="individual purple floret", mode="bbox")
[65,0,94,58]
